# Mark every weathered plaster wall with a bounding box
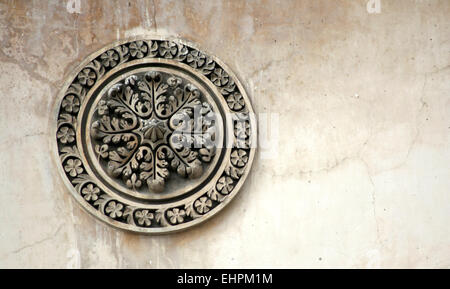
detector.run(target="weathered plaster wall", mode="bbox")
[0,0,449,268]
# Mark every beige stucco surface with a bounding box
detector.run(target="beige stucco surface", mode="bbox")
[0,0,449,268]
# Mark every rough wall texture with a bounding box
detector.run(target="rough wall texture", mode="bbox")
[0,0,449,268]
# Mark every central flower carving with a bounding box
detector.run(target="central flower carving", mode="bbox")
[141,118,167,143]
[90,71,217,193]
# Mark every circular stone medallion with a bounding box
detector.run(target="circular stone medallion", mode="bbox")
[54,37,256,233]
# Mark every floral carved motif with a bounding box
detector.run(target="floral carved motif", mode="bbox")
[55,37,255,233]
[90,71,217,193]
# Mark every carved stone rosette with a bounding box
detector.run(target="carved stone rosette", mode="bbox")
[54,37,256,233]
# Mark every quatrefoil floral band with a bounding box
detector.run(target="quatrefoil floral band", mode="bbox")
[55,37,256,233]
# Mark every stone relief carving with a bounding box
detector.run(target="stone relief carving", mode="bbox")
[55,37,256,233]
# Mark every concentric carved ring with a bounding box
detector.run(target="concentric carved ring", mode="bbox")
[54,37,256,233]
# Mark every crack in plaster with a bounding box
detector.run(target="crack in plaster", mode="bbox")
[6,224,64,257]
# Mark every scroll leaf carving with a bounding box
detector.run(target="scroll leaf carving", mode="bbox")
[89,72,216,193]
